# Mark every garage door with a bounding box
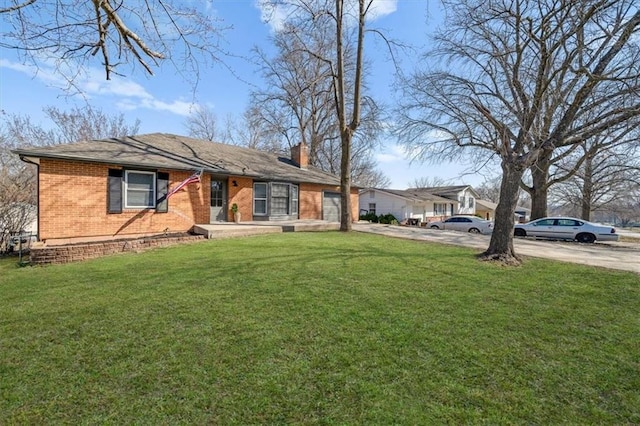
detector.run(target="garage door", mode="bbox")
[323,192,341,222]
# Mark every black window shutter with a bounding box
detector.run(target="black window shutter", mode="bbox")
[108,169,123,214]
[156,172,169,213]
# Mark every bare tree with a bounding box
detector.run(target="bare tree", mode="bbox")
[223,107,283,152]
[0,107,140,250]
[474,176,502,203]
[395,0,640,263]
[523,105,640,220]
[0,0,227,85]
[259,0,391,231]
[604,186,640,227]
[352,155,391,188]
[250,13,387,190]
[251,21,337,163]
[4,106,140,145]
[476,174,532,210]
[45,106,140,143]
[185,105,220,142]
[550,128,640,220]
[0,129,36,252]
[410,176,448,189]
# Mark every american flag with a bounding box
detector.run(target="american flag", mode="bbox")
[166,170,202,199]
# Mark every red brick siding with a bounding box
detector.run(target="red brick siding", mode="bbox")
[37,159,359,241]
[39,159,209,242]
[299,183,359,220]
[226,176,253,222]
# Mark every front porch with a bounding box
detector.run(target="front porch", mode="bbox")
[193,220,340,239]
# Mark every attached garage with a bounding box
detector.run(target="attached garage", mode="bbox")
[322,191,341,222]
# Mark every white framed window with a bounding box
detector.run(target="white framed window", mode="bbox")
[368,203,376,215]
[459,196,466,208]
[254,183,268,215]
[125,170,156,208]
[469,197,475,208]
[271,183,290,215]
[434,203,447,215]
[291,185,299,215]
[253,182,299,216]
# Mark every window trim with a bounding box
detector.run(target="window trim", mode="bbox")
[253,182,268,216]
[291,185,299,215]
[252,182,299,218]
[271,183,291,216]
[434,202,447,215]
[108,169,123,214]
[124,170,156,209]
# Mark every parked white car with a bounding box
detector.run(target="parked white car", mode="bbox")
[514,217,619,243]
[429,216,493,234]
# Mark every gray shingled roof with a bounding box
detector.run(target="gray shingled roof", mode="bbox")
[14,133,341,186]
[364,188,454,204]
[407,185,471,197]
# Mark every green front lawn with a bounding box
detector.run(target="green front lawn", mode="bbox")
[1,232,639,424]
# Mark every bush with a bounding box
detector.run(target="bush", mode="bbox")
[358,212,398,225]
[378,213,398,225]
[359,212,379,223]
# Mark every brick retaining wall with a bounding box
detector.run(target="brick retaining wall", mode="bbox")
[30,234,205,265]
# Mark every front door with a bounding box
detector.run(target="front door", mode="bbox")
[210,179,227,222]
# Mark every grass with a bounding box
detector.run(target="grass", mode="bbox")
[1,232,639,424]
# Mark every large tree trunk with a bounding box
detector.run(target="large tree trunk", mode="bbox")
[529,151,551,220]
[580,156,593,221]
[340,129,352,231]
[481,161,525,264]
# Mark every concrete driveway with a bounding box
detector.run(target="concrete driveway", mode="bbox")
[353,223,640,274]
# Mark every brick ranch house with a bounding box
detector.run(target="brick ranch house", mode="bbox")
[14,133,358,245]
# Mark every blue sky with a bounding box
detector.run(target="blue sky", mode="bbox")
[0,0,491,189]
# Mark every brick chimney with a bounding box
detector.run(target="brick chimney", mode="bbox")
[291,142,309,168]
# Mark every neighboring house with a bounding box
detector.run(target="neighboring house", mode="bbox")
[14,133,358,244]
[473,199,531,222]
[359,188,459,224]
[475,199,497,221]
[408,185,481,216]
[360,185,496,225]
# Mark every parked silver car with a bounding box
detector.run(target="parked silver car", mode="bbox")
[429,216,493,234]
[514,217,619,243]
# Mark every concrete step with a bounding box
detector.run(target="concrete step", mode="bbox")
[192,224,283,239]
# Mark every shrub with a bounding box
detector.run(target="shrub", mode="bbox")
[378,213,398,225]
[359,212,379,223]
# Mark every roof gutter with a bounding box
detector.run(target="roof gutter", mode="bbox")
[13,150,226,175]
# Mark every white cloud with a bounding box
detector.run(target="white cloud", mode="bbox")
[254,1,282,32]
[375,143,410,163]
[117,98,194,117]
[255,0,398,32]
[1,58,194,117]
[376,152,402,163]
[366,0,398,21]
[0,59,30,74]
[0,58,65,87]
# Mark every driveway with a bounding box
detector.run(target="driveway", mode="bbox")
[353,223,640,274]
